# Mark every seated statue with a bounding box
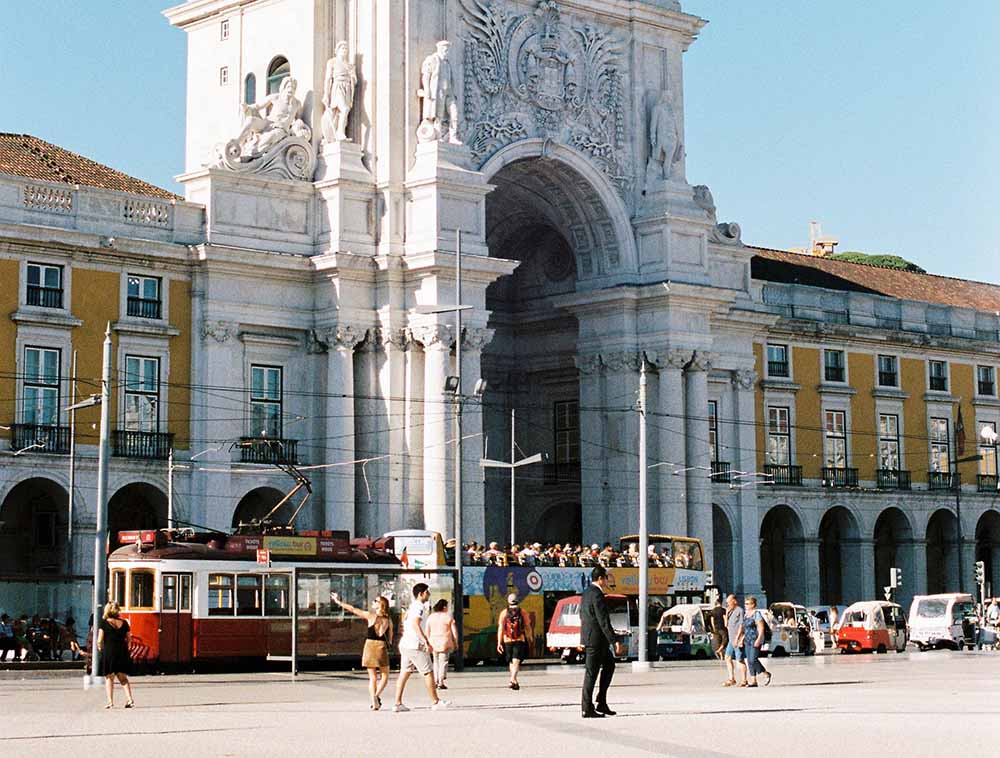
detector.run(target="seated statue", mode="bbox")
[231,76,311,159]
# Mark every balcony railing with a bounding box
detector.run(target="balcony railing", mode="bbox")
[978,382,996,397]
[978,474,999,493]
[877,372,898,388]
[26,285,63,309]
[767,361,789,378]
[239,437,298,464]
[929,377,948,392]
[112,430,173,460]
[876,469,911,490]
[11,423,70,454]
[928,471,958,491]
[824,368,845,383]
[763,464,802,486]
[126,296,162,319]
[710,461,732,483]
[821,467,859,488]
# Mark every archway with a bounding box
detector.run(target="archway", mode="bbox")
[108,483,167,545]
[534,502,582,546]
[874,507,914,606]
[232,487,295,530]
[926,509,959,594]
[0,478,68,574]
[760,505,806,603]
[976,511,1000,597]
[712,505,735,594]
[818,506,861,605]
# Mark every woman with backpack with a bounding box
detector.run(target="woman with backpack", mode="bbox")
[496,593,533,691]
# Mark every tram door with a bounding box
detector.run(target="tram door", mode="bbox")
[160,573,193,664]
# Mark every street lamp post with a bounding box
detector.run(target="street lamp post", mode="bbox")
[637,357,649,668]
[480,409,543,546]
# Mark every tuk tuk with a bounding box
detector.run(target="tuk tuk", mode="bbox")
[836,600,908,653]
[766,602,816,656]
[908,593,977,650]
[546,593,633,662]
[655,604,713,659]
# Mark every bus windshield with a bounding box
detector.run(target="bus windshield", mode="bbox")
[618,535,704,571]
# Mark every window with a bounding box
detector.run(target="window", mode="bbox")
[208,573,235,616]
[266,56,290,95]
[877,355,898,387]
[824,410,847,467]
[124,356,160,432]
[237,575,263,616]
[244,73,256,104]
[980,422,998,477]
[112,570,126,607]
[264,574,290,616]
[878,414,900,470]
[708,401,719,462]
[978,366,996,397]
[23,347,60,426]
[126,275,162,319]
[33,510,55,548]
[929,360,948,392]
[220,18,230,40]
[766,344,789,378]
[930,417,950,472]
[26,263,63,308]
[824,350,845,383]
[250,365,283,437]
[162,575,177,611]
[219,66,229,86]
[554,400,580,464]
[180,574,192,611]
[766,406,790,465]
[130,570,155,609]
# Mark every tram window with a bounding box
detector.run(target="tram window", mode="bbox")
[237,575,263,616]
[162,575,177,610]
[130,570,155,609]
[264,574,289,616]
[112,570,126,607]
[208,573,235,616]
[180,575,192,611]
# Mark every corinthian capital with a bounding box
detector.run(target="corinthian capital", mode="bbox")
[323,324,366,351]
[412,323,455,349]
[731,369,758,390]
[463,327,495,352]
[648,348,691,370]
[687,350,714,372]
[601,350,641,373]
[380,327,410,351]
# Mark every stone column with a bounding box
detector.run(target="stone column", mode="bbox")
[413,324,454,537]
[354,331,382,537]
[602,350,641,540]
[654,349,689,537]
[462,328,494,542]
[197,320,240,531]
[845,537,875,604]
[801,538,822,606]
[731,369,762,597]
[684,351,713,569]
[910,538,929,598]
[961,539,977,595]
[319,325,364,533]
[380,327,410,534]
[576,354,605,543]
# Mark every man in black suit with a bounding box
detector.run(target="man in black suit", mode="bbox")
[580,565,623,718]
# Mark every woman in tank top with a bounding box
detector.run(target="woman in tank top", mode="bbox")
[332,593,394,710]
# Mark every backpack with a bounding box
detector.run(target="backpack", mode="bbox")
[760,613,773,644]
[503,607,524,640]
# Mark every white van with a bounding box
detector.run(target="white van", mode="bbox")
[908,593,977,650]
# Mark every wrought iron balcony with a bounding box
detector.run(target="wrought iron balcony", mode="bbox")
[112,430,173,460]
[126,296,162,319]
[877,371,898,387]
[767,360,789,378]
[10,423,70,454]
[710,461,732,483]
[239,436,298,464]
[821,467,859,488]
[26,285,63,309]
[876,469,911,490]
[763,463,802,486]
[978,474,999,493]
[928,471,959,491]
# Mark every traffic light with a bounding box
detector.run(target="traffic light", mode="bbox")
[975,561,985,585]
[889,567,902,589]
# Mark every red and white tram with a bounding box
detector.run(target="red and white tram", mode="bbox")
[108,528,429,668]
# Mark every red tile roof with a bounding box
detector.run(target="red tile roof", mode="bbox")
[751,246,1000,312]
[0,133,179,200]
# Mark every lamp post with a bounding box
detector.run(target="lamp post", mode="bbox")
[480,409,542,545]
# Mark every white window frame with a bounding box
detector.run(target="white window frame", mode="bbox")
[115,335,170,432]
[927,360,949,393]
[249,364,284,438]
[119,272,170,324]
[876,354,899,388]
[823,408,849,468]
[929,416,951,473]
[123,355,161,432]
[979,420,998,477]
[765,343,791,380]
[766,405,792,466]
[708,400,719,463]
[823,348,847,384]
[15,325,71,427]
[20,258,72,314]
[219,66,230,86]
[878,413,902,471]
[21,346,61,426]
[976,365,997,398]
[220,18,230,40]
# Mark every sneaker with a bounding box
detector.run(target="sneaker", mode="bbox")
[437,683,448,690]
[392,703,410,713]
[431,700,451,710]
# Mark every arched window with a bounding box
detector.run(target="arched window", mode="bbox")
[244,73,256,104]
[266,56,290,95]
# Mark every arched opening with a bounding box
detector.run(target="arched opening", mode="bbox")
[760,505,805,603]
[107,483,167,545]
[712,505,735,594]
[874,507,914,606]
[244,72,257,104]
[926,509,959,594]
[266,56,289,95]
[534,502,582,546]
[232,487,295,530]
[976,511,1000,597]
[818,506,861,605]
[0,478,68,574]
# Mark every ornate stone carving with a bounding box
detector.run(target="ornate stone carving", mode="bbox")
[648,348,691,371]
[460,0,628,194]
[686,350,713,372]
[601,350,641,373]
[380,327,410,351]
[321,324,366,352]
[693,184,743,245]
[412,323,455,349]
[201,320,237,344]
[23,184,73,213]
[321,41,357,144]
[575,353,601,375]
[418,41,463,144]
[646,91,681,184]
[732,369,758,390]
[216,77,315,181]
[463,327,495,351]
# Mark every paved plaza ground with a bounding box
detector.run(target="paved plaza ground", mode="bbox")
[1,651,996,757]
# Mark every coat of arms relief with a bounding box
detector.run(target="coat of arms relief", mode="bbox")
[460,0,630,196]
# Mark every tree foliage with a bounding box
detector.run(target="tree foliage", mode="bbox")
[829,252,926,273]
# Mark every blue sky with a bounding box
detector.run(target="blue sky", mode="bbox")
[4,1,997,282]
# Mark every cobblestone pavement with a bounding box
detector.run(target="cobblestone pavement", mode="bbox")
[1,651,996,757]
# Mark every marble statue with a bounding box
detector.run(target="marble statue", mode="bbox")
[232,76,310,157]
[418,40,462,144]
[647,91,681,181]
[321,41,357,143]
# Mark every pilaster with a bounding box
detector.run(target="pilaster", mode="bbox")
[684,350,713,569]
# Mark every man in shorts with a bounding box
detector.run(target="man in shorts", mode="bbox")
[496,593,533,690]
[723,594,746,687]
[393,583,450,712]
[709,597,728,660]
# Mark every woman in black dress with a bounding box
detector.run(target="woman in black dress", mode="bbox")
[97,602,135,708]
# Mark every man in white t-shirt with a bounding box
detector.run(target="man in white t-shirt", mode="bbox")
[393,582,450,712]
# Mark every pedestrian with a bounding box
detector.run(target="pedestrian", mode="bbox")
[739,596,771,688]
[97,601,135,708]
[709,597,727,661]
[580,566,622,718]
[722,594,745,687]
[496,593,533,690]
[393,583,449,712]
[0,614,15,662]
[331,592,394,710]
[427,599,458,690]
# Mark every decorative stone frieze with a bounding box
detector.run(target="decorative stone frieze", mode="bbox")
[201,320,237,344]
[601,350,641,373]
[412,323,455,348]
[731,369,758,390]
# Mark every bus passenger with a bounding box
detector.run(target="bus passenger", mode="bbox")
[332,592,394,710]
